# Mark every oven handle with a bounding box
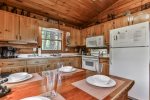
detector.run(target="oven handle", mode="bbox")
[82,59,99,61]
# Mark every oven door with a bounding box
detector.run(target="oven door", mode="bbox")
[82,58,99,71]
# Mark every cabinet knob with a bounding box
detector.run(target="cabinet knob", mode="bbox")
[16,35,18,40]
[19,36,22,40]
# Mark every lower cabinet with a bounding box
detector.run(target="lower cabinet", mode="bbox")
[0,56,82,75]
[99,58,109,76]
[1,66,26,74]
[47,57,82,70]
[47,58,61,70]
[60,57,82,68]
[0,60,26,75]
[26,64,48,73]
[26,59,48,73]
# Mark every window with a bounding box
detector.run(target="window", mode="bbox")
[42,28,62,50]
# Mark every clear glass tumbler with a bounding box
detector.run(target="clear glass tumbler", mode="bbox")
[42,68,62,98]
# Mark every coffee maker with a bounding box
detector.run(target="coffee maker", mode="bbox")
[0,46,17,58]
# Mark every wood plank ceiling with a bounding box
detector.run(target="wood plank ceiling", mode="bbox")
[1,0,119,26]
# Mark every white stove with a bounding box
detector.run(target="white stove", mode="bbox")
[82,49,107,71]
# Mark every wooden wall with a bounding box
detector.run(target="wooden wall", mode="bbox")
[87,0,150,26]
[18,20,77,54]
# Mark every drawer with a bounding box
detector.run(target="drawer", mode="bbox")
[1,66,26,74]
[99,59,109,63]
[27,59,48,65]
[0,60,26,67]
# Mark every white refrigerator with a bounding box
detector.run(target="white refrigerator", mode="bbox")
[110,22,150,100]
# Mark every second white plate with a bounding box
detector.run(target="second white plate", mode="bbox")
[86,75,116,87]
[21,96,50,100]
[7,74,33,84]
[59,66,76,73]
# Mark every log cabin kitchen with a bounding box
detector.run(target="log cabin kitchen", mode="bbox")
[0,0,150,100]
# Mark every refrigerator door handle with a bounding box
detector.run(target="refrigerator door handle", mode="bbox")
[109,50,112,65]
[114,35,116,40]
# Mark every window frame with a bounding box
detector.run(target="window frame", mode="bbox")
[41,28,63,51]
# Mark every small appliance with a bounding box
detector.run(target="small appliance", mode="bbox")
[0,46,17,58]
[86,36,104,48]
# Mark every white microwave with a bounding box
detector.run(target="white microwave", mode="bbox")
[86,36,104,47]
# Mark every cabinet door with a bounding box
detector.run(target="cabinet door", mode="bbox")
[95,24,102,36]
[31,19,39,42]
[74,57,82,68]
[80,29,86,46]
[76,29,81,46]
[99,59,109,75]
[20,16,38,43]
[1,66,26,74]
[47,59,60,70]
[70,28,76,46]
[101,21,114,44]
[0,11,4,40]
[114,16,129,28]
[27,65,47,73]
[132,12,150,24]
[4,12,19,41]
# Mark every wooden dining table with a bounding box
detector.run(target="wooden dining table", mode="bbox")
[1,69,134,100]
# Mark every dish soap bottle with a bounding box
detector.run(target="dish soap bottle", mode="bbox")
[38,46,41,56]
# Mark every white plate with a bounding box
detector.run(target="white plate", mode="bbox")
[7,74,33,84]
[21,96,50,100]
[8,72,28,81]
[59,66,76,73]
[86,75,116,87]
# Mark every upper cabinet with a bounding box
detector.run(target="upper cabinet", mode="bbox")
[101,21,115,44]
[20,16,39,43]
[4,12,19,41]
[114,16,129,28]
[0,11,19,41]
[132,12,150,24]
[68,28,82,47]
[0,10,39,43]
[0,11,4,40]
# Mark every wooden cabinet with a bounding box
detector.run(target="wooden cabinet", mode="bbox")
[20,16,39,43]
[47,58,61,70]
[0,11,4,40]
[68,28,81,47]
[80,28,87,46]
[26,65,47,73]
[0,10,39,43]
[94,24,102,36]
[26,59,48,73]
[99,58,109,75]
[0,56,82,75]
[101,21,114,44]
[114,16,129,28]
[0,60,26,74]
[0,11,19,41]
[4,12,19,41]
[132,12,150,24]
[47,57,81,70]
[60,57,82,68]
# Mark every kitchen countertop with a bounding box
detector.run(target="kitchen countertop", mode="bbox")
[0,53,82,61]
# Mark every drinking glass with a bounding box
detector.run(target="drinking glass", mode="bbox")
[95,64,103,74]
[42,69,62,98]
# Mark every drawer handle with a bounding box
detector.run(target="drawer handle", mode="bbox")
[35,61,39,64]
[8,63,14,65]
